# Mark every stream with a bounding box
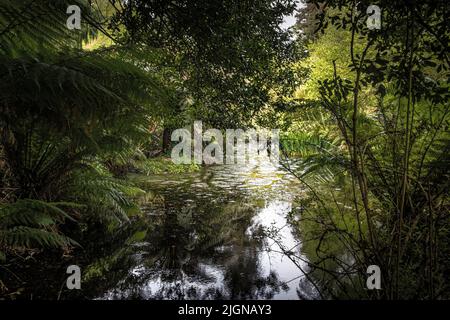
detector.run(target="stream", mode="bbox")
[95,157,317,300]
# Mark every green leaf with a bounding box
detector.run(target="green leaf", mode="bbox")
[126,230,147,244]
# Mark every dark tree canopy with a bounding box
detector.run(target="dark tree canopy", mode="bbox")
[107,0,301,126]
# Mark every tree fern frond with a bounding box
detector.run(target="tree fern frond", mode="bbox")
[0,226,78,248]
[0,199,79,227]
[0,199,80,251]
[67,165,145,224]
[0,0,94,57]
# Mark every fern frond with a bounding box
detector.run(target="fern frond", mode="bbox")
[0,199,78,227]
[0,226,78,248]
[68,164,145,224]
[0,199,80,251]
[0,0,94,57]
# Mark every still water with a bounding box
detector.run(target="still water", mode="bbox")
[94,158,317,300]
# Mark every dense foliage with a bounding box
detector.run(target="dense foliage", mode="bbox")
[282,0,449,299]
[0,0,448,300]
[0,0,298,298]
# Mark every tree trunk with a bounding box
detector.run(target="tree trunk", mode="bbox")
[162,127,171,153]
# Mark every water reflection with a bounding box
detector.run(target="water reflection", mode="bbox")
[90,157,315,300]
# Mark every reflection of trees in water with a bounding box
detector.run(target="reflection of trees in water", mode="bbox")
[133,251,287,300]
[221,247,287,300]
[15,165,298,300]
[100,193,288,299]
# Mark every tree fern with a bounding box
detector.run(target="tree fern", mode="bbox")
[0,0,167,261]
